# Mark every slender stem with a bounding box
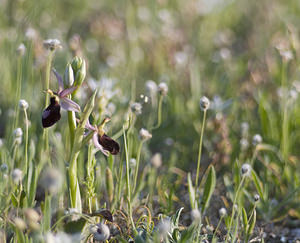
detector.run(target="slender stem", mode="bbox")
[23,108,30,196]
[225,176,245,242]
[13,57,22,130]
[68,110,76,149]
[152,94,163,130]
[123,127,136,233]
[212,216,224,241]
[195,110,207,199]
[69,150,80,210]
[133,140,144,192]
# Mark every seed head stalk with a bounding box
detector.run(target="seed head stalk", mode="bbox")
[152,94,163,130]
[195,109,207,200]
[13,56,22,129]
[123,127,136,234]
[133,140,144,193]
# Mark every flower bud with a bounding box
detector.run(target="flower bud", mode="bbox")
[71,57,86,88]
[19,99,29,110]
[71,56,82,71]
[64,63,74,87]
[200,96,210,111]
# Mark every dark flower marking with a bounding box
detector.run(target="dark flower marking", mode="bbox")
[98,134,120,155]
[42,97,61,128]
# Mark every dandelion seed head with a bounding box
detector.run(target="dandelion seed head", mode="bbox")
[200,96,210,111]
[191,209,201,221]
[254,194,260,202]
[146,80,158,95]
[12,168,23,184]
[157,218,171,237]
[158,82,168,96]
[19,99,29,110]
[139,128,152,141]
[241,163,252,177]
[17,43,26,57]
[219,207,227,217]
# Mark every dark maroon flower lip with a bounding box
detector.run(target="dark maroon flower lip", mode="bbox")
[98,134,120,155]
[42,97,61,128]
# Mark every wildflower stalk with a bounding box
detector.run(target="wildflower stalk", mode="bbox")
[123,127,136,233]
[152,94,163,130]
[69,91,96,212]
[68,109,76,149]
[133,140,144,193]
[22,108,30,197]
[225,176,245,242]
[195,109,207,199]
[212,216,224,241]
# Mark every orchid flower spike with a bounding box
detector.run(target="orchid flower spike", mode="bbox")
[85,118,120,156]
[42,69,81,128]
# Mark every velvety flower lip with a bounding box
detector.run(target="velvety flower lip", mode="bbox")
[86,118,120,156]
[42,70,80,128]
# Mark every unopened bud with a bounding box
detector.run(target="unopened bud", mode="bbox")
[64,63,74,87]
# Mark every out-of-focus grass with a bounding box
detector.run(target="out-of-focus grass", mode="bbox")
[1,0,300,242]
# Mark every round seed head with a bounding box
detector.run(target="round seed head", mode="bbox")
[254,194,260,202]
[0,163,8,172]
[43,39,62,51]
[241,163,252,177]
[90,223,110,242]
[130,102,142,115]
[252,134,262,146]
[19,99,29,110]
[158,82,168,96]
[219,207,227,217]
[139,128,152,141]
[12,168,23,184]
[146,80,158,94]
[151,153,162,168]
[13,128,23,138]
[200,96,210,111]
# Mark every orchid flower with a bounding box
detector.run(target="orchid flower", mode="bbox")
[42,69,80,128]
[85,118,120,156]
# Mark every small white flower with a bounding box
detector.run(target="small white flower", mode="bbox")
[14,128,23,138]
[219,207,227,217]
[254,194,260,202]
[200,96,210,111]
[252,134,262,146]
[130,158,137,167]
[12,168,23,184]
[241,163,252,177]
[139,128,152,141]
[131,102,142,115]
[158,82,168,96]
[157,218,171,237]
[146,80,158,94]
[19,99,29,110]
[43,39,62,51]
[90,223,110,242]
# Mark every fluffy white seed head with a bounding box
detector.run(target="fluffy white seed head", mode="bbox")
[200,96,210,111]
[252,134,262,146]
[191,209,201,221]
[130,102,142,115]
[241,163,252,177]
[219,207,227,217]
[43,39,62,51]
[139,128,152,141]
[17,43,26,57]
[13,128,23,138]
[146,80,158,94]
[19,99,29,110]
[254,194,260,202]
[158,82,168,96]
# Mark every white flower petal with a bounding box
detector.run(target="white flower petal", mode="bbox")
[52,69,64,93]
[60,98,81,112]
[93,133,109,156]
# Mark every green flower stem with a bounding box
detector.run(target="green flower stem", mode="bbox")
[68,110,76,150]
[133,140,144,193]
[212,216,224,241]
[152,94,163,130]
[225,176,246,243]
[195,109,207,200]
[123,127,136,234]
[23,108,30,200]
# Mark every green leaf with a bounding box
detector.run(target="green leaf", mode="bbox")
[172,207,184,227]
[187,173,196,209]
[11,193,18,207]
[242,207,248,230]
[247,210,256,237]
[42,195,51,232]
[201,166,216,213]
[251,170,264,200]
[64,217,86,234]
